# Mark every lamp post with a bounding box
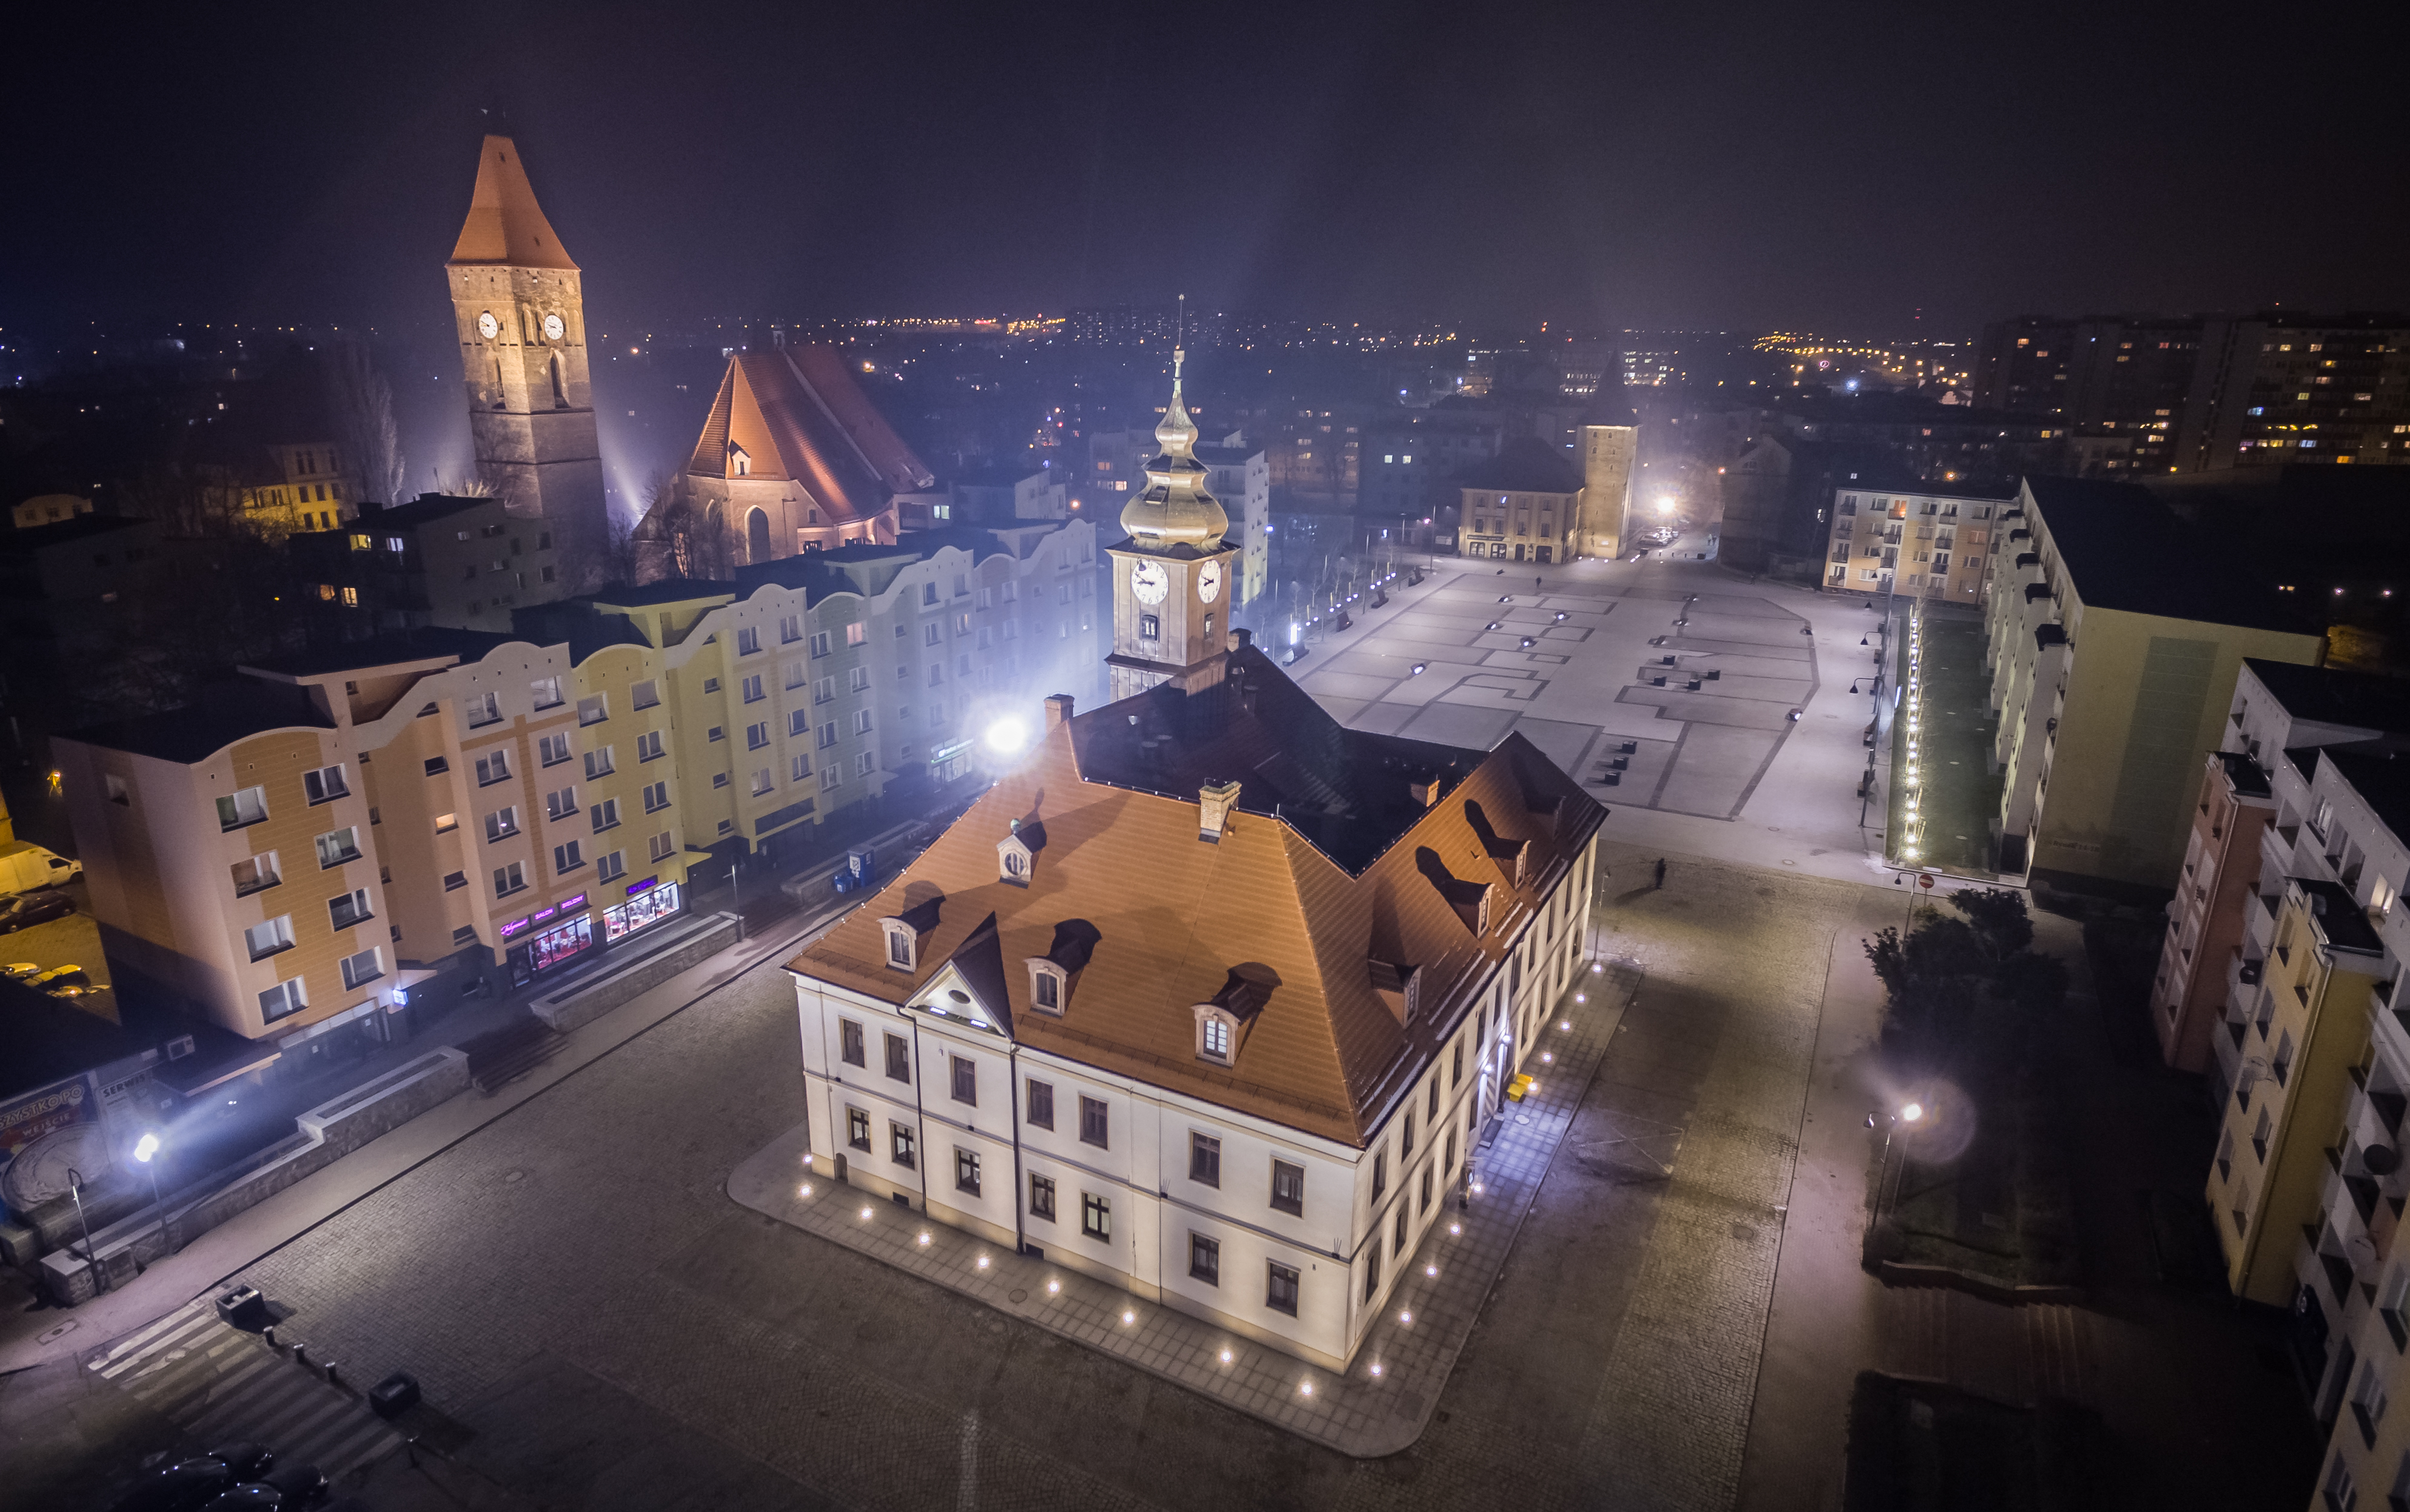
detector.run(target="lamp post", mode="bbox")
[1869,1100,1925,1227]
[132,1132,170,1258]
[66,1168,104,1294]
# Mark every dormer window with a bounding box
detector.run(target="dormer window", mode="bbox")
[884,922,915,971]
[1028,961,1065,1014]
[1199,1012,1234,1063]
[729,443,751,478]
[1476,885,1493,935]
[997,817,1046,886]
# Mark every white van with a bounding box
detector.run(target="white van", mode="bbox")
[0,845,81,896]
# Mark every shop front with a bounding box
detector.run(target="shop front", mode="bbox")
[500,879,689,988]
[604,879,683,942]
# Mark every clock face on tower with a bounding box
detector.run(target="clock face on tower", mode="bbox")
[477,310,499,340]
[1197,561,1223,604]
[1130,561,1170,605]
[543,313,564,341]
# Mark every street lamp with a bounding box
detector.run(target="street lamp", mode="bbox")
[67,1167,104,1295]
[133,1132,170,1257]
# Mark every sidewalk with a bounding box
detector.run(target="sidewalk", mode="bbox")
[727,960,1644,1457]
[0,894,864,1379]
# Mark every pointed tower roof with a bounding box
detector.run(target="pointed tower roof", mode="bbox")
[449,135,578,271]
[1119,346,1229,552]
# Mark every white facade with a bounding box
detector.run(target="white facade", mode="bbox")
[792,835,1598,1370]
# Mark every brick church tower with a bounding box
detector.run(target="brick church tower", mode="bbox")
[445,135,606,549]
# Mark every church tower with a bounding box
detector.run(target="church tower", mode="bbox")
[1105,349,1241,702]
[445,135,606,549]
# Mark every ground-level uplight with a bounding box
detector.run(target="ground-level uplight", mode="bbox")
[1122,1310,1136,1325]
[860,1206,874,1220]
[1047,1279,1061,1295]
[1370,1362,1384,1377]
[1399,1310,1413,1324]
[1220,1347,1234,1365]
[975,1255,989,1269]
[1424,1263,1438,1277]
[798,1183,814,1197]
[1448,1222,1462,1236]
[918,1232,931,1245]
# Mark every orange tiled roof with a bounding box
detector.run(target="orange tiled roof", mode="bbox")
[448,136,577,271]
[686,349,934,526]
[792,647,1604,1145]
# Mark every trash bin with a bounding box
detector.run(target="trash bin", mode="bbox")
[214,1285,267,1327]
[369,1371,422,1419]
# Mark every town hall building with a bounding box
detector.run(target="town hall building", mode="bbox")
[785,355,1607,1370]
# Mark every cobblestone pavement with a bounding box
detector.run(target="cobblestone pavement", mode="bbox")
[186,839,1852,1511]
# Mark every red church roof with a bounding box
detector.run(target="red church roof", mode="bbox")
[686,347,935,525]
[449,135,577,272]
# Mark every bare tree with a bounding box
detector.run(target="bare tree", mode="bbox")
[430,470,497,499]
[325,340,407,506]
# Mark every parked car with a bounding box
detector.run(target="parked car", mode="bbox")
[262,1461,327,1506]
[30,965,90,992]
[1,962,40,981]
[110,1445,270,1512]
[0,843,79,896]
[0,890,74,934]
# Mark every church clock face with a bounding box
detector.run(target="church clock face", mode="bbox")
[1130,560,1170,605]
[1197,561,1223,604]
[476,310,499,340]
[542,313,564,341]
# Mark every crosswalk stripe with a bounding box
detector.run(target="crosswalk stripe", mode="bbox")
[312,1419,402,1480]
[187,1359,319,1439]
[258,1391,355,1457]
[101,1311,221,1380]
[92,1299,212,1368]
[129,1345,269,1414]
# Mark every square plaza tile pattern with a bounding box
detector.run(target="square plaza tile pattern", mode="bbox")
[729,962,1644,1457]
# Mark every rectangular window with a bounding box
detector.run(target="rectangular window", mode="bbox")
[463,691,502,728]
[314,826,361,868]
[545,784,577,820]
[780,614,802,644]
[737,627,761,656]
[340,946,384,989]
[328,888,373,929]
[1079,1094,1108,1148]
[484,806,520,841]
[475,749,512,786]
[1139,613,1160,640]
[597,850,626,883]
[258,977,307,1023]
[891,1123,916,1169]
[583,748,614,780]
[493,860,526,897]
[1371,1149,1388,1202]
[1029,1172,1056,1220]
[577,694,608,726]
[789,709,811,737]
[218,785,270,830]
[840,1019,865,1066]
[809,631,832,657]
[538,732,572,766]
[847,1106,871,1151]
[637,731,664,762]
[591,797,620,831]
[791,754,812,783]
[631,679,660,710]
[243,915,295,960]
[1190,1132,1221,1188]
[1402,1108,1416,1159]
[1394,1202,1408,1254]
[1026,1079,1054,1129]
[643,781,670,812]
[1419,1162,1434,1214]
[845,621,868,646]
[531,677,563,709]
[854,710,874,735]
[553,840,583,874]
[742,674,765,703]
[748,721,770,750]
[951,1055,977,1106]
[708,727,725,744]
[1271,1159,1305,1216]
[1364,1236,1382,1301]
[849,666,871,693]
[1445,1128,1458,1176]
[302,764,349,805]
[230,851,280,895]
[1189,1233,1221,1286]
[649,831,675,861]
[423,756,449,776]
[885,1031,911,1083]
[956,1147,982,1196]
[1267,1261,1300,1316]
[818,721,838,749]
[1081,1191,1111,1242]
[444,870,467,892]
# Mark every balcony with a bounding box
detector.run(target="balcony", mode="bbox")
[2349,1174,2382,1225]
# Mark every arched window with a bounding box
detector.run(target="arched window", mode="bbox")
[746,507,771,564]
[549,354,567,410]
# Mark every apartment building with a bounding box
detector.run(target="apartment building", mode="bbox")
[1191,441,1270,610]
[791,658,1605,1370]
[1819,480,2018,603]
[2153,662,2410,1075]
[1454,438,1584,564]
[53,521,1103,1048]
[1981,477,2326,891]
[286,493,569,635]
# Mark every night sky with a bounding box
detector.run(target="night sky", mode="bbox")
[8,0,2406,342]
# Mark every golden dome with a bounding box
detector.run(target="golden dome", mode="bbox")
[1119,349,1230,551]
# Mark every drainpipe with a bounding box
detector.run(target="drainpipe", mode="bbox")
[1008,1045,1026,1256]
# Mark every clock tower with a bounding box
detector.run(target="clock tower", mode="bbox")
[446,135,606,552]
[1105,350,1240,702]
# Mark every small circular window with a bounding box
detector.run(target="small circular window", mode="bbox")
[948,989,971,1005]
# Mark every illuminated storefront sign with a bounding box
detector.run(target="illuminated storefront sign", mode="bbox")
[604,881,681,942]
[526,913,594,973]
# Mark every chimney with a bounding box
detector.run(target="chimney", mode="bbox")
[1226,627,1253,652]
[1043,694,1075,731]
[1198,779,1242,843]
[1408,778,1441,808]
